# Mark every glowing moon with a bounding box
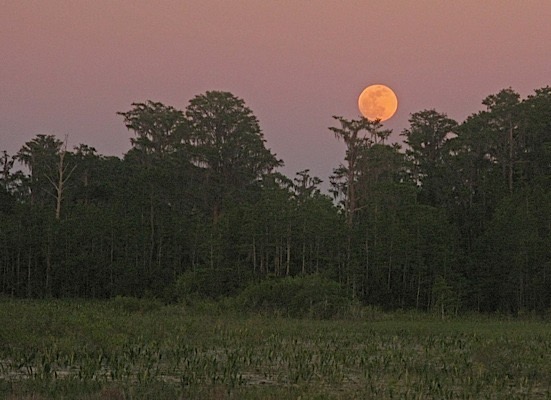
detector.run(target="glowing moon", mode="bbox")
[358,84,398,121]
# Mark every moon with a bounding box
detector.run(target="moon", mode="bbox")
[358,84,398,121]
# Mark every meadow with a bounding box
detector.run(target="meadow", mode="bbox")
[2,298,551,399]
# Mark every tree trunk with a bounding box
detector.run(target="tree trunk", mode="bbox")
[252,236,257,274]
[286,234,291,276]
[364,229,369,295]
[45,234,52,297]
[508,119,514,194]
[416,271,421,310]
[387,238,394,290]
[27,253,32,298]
[46,137,75,220]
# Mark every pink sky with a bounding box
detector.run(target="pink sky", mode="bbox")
[1,1,550,184]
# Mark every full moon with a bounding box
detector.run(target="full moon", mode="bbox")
[358,84,398,121]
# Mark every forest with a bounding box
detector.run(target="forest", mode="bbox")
[1,87,550,315]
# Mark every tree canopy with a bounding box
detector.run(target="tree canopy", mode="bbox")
[1,87,550,315]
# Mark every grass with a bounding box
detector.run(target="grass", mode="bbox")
[2,298,551,399]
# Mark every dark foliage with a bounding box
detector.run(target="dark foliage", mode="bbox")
[1,87,550,314]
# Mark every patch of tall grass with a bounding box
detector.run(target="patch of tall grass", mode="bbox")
[2,298,551,399]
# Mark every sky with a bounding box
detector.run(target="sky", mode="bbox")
[1,0,550,185]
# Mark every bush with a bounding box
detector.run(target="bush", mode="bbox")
[174,268,254,302]
[110,296,163,313]
[237,275,356,319]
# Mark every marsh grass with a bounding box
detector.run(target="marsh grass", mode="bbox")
[2,299,551,399]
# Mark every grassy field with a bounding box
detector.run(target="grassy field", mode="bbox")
[1,298,551,399]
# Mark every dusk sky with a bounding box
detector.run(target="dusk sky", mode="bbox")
[2,1,550,184]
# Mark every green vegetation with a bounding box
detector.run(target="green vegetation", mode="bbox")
[236,275,356,319]
[1,87,551,314]
[2,299,551,399]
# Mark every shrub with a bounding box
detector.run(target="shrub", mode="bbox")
[237,275,355,319]
[174,268,254,302]
[110,296,162,313]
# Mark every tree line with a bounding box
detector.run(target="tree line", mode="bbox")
[1,88,550,314]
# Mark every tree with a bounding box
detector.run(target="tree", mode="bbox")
[185,91,282,222]
[352,143,416,303]
[15,134,63,207]
[293,170,324,275]
[1,150,14,189]
[119,101,193,282]
[118,101,186,160]
[0,150,16,214]
[401,109,458,206]
[481,88,521,194]
[329,116,390,226]
[330,116,424,301]
[479,185,551,313]
[46,136,76,220]
[518,86,551,184]
[71,144,99,206]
